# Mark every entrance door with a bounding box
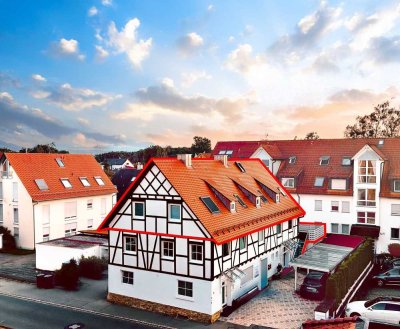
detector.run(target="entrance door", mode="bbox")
[221,281,227,306]
[260,258,268,289]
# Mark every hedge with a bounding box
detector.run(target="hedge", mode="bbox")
[325,238,374,309]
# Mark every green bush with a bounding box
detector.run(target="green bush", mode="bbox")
[327,238,374,308]
[79,256,106,280]
[55,259,79,290]
[0,226,16,250]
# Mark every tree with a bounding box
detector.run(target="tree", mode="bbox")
[191,136,211,155]
[19,142,69,154]
[0,147,14,153]
[0,226,16,250]
[344,101,400,138]
[304,132,319,140]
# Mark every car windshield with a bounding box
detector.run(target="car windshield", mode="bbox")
[304,277,321,285]
[365,298,381,308]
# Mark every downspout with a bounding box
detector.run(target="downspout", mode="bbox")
[32,201,38,249]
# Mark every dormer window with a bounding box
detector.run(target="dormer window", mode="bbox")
[281,178,294,188]
[289,156,296,164]
[56,158,65,167]
[234,194,247,208]
[230,201,236,212]
[80,177,91,187]
[218,150,226,155]
[276,194,280,203]
[320,156,330,166]
[226,150,233,155]
[394,180,400,192]
[94,176,105,186]
[60,178,72,188]
[258,191,268,203]
[35,179,48,191]
[314,177,324,187]
[256,196,261,208]
[342,157,351,166]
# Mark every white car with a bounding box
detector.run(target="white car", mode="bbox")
[345,297,400,325]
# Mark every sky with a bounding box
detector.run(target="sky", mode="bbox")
[1,0,400,153]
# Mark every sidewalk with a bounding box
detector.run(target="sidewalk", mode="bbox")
[0,277,255,329]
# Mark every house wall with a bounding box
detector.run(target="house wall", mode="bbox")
[36,243,100,271]
[0,164,34,249]
[34,194,114,247]
[379,198,400,253]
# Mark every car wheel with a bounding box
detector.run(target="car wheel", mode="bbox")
[350,312,360,317]
[377,279,384,287]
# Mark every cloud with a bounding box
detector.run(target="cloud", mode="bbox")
[105,18,152,68]
[31,74,46,82]
[346,3,400,51]
[310,54,339,73]
[114,79,253,123]
[225,44,264,73]
[267,2,342,62]
[181,70,212,87]
[77,117,90,126]
[0,72,20,88]
[0,92,123,146]
[31,82,120,111]
[49,38,85,60]
[88,6,98,17]
[95,45,109,60]
[102,0,112,6]
[177,32,204,55]
[368,36,400,64]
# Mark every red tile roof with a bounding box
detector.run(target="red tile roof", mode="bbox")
[323,234,364,249]
[213,138,400,198]
[3,153,116,201]
[100,157,305,244]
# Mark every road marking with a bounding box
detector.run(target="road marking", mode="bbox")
[0,291,176,329]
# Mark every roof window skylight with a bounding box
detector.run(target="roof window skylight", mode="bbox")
[226,150,233,155]
[234,194,247,208]
[342,157,351,166]
[94,176,105,186]
[35,179,48,191]
[200,196,220,214]
[314,177,325,187]
[80,177,91,187]
[289,156,296,164]
[235,162,246,173]
[319,156,330,166]
[218,150,226,155]
[61,178,72,188]
[56,158,65,167]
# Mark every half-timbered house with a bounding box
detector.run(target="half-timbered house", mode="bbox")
[98,154,305,322]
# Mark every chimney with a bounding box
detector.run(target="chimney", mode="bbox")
[214,155,228,167]
[177,154,192,168]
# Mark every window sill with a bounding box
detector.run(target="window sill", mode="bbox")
[125,251,137,255]
[189,259,203,264]
[168,218,181,223]
[176,295,194,302]
[162,256,174,260]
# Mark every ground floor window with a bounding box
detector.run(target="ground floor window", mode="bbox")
[391,228,400,240]
[342,224,350,235]
[122,270,134,285]
[331,223,339,233]
[65,222,77,237]
[178,280,193,297]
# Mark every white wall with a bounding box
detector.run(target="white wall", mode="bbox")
[108,265,215,315]
[378,198,400,253]
[36,243,100,271]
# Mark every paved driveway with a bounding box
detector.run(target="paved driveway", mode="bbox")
[220,272,319,329]
[0,252,36,283]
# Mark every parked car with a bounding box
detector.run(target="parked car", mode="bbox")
[379,258,400,272]
[299,271,329,300]
[345,297,400,325]
[373,268,400,287]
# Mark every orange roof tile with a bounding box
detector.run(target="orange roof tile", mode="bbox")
[4,153,116,201]
[100,157,304,244]
[213,138,400,198]
[302,316,360,329]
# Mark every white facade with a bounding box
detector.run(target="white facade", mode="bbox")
[0,160,115,250]
[251,144,397,253]
[107,162,300,318]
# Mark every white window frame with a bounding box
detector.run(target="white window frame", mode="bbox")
[79,177,91,187]
[342,157,351,166]
[331,179,347,190]
[87,219,93,229]
[162,240,174,260]
[189,243,203,263]
[342,201,350,213]
[391,204,400,216]
[56,158,65,167]
[281,178,294,188]
[320,156,330,165]
[314,177,324,187]
[357,211,375,224]
[357,189,376,207]
[124,235,137,254]
[331,201,339,212]
[331,223,339,233]
[42,205,50,225]
[341,224,350,235]
[13,182,18,202]
[358,160,376,183]
[394,180,400,192]
[122,270,134,285]
[315,200,322,211]
[168,204,181,222]
[13,207,19,224]
[64,222,77,237]
[64,201,77,220]
[133,202,144,219]
[289,156,296,164]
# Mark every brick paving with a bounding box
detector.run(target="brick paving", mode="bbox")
[221,272,319,329]
[0,252,36,283]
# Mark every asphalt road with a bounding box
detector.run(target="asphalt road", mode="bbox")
[0,293,168,329]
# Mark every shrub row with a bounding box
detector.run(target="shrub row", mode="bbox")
[325,238,374,309]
